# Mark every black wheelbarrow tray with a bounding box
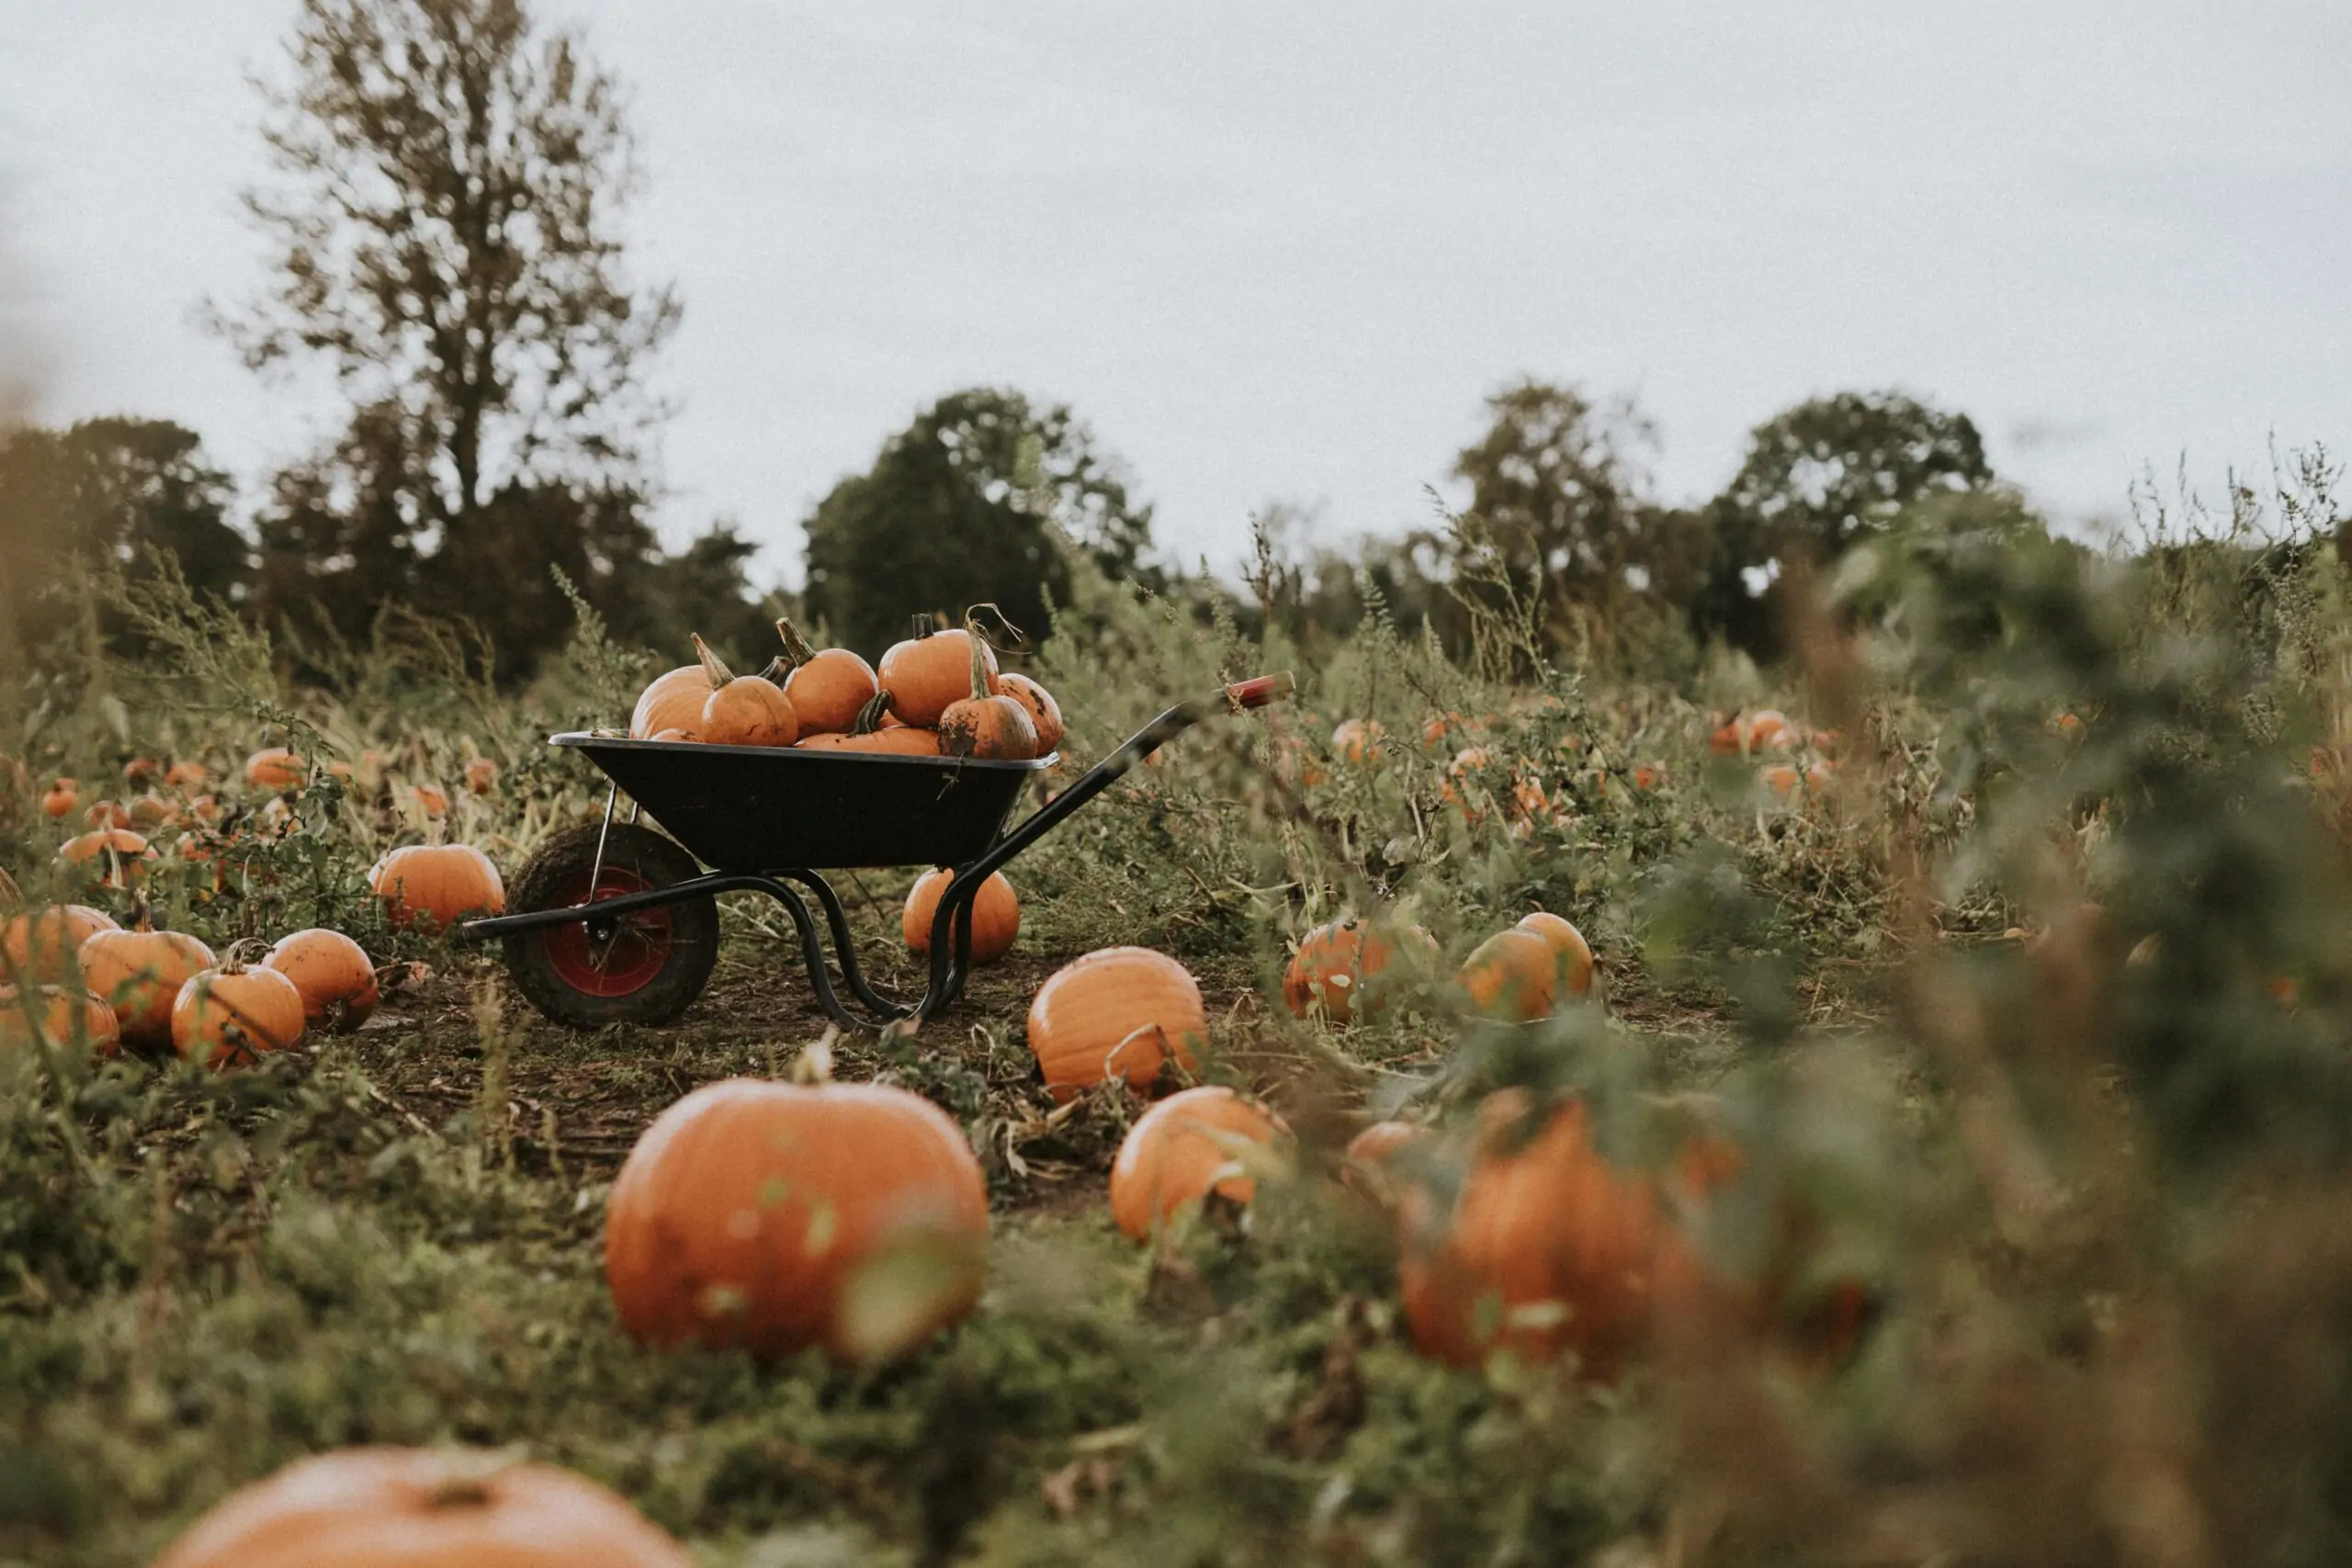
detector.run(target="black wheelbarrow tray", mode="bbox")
[457,672,1293,1030]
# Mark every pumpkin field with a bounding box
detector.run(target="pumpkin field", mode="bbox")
[7,460,2352,1567]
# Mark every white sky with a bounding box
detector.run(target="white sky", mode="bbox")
[3,2,2347,587]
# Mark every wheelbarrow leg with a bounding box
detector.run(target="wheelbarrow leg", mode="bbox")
[762,876,878,1032]
[779,871,919,1023]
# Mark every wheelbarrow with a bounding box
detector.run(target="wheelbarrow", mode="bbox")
[458,673,1294,1030]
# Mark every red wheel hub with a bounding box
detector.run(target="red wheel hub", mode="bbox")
[540,866,674,998]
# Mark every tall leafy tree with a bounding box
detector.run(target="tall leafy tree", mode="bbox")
[1695,389,1994,655]
[802,389,1155,655]
[0,418,246,658]
[221,0,695,669]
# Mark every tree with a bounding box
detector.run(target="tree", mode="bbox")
[1694,390,1995,655]
[0,418,246,658]
[221,0,695,669]
[802,389,1156,655]
[1451,379,1692,659]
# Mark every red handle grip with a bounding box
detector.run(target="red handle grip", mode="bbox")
[1223,672,1295,711]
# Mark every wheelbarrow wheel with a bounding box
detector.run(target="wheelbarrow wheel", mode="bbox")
[503,821,718,1028]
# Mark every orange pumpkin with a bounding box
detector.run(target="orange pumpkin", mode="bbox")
[1332,718,1385,764]
[369,843,505,932]
[1283,919,1433,1024]
[412,783,451,818]
[1026,947,1205,1101]
[1759,763,1801,797]
[605,1077,989,1362]
[1515,911,1595,998]
[164,760,208,791]
[901,869,1020,963]
[0,986,120,1057]
[79,917,216,1049]
[879,621,998,729]
[1804,761,1838,793]
[1109,1085,1288,1240]
[1340,1118,1430,1208]
[629,664,707,739]
[1398,1094,1668,1379]
[127,793,175,829]
[795,692,943,755]
[693,634,799,747]
[151,1447,695,1568]
[463,757,497,795]
[2,904,121,984]
[774,615,879,737]
[938,626,1037,760]
[1459,928,1558,1021]
[172,947,308,1068]
[1631,762,1665,792]
[40,778,78,818]
[85,798,133,829]
[244,747,305,791]
[996,672,1064,755]
[60,828,154,885]
[265,928,380,1032]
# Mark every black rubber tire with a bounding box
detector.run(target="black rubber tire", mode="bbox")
[503,820,718,1028]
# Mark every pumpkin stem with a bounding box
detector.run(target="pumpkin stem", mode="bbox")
[963,601,1027,649]
[852,689,893,735]
[774,615,818,669]
[691,633,735,691]
[130,892,154,933]
[789,1029,838,1085]
[220,937,270,975]
[911,613,935,639]
[964,616,993,702]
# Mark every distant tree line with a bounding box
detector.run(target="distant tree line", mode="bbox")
[0,0,2007,682]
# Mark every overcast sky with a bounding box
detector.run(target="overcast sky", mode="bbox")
[2,3,2346,585]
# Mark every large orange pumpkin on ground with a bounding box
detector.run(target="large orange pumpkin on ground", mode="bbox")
[1025,947,1205,1101]
[78,917,215,1050]
[0,987,120,1057]
[901,869,1020,964]
[879,622,997,729]
[1459,928,1559,1021]
[244,747,306,791]
[1515,911,1595,998]
[605,1077,989,1363]
[2,904,121,984]
[369,844,505,932]
[1340,1118,1430,1209]
[173,947,308,1068]
[59,828,154,885]
[1109,1085,1288,1240]
[265,928,380,1032]
[1398,1093,1670,1380]
[629,664,707,739]
[1283,918,1433,1024]
[151,1447,695,1568]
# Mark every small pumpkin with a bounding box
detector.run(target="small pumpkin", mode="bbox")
[1759,763,1801,797]
[1804,761,1838,793]
[996,672,1064,754]
[172,943,308,1068]
[59,828,155,885]
[1026,947,1205,1101]
[464,757,498,795]
[1283,918,1434,1024]
[244,747,305,791]
[2,904,122,984]
[630,663,708,739]
[1109,1085,1289,1240]
[605,1074,989,1362]
[0,986,120,1058]
[151,1448,695,1568]
[1340,1118,1430,1209]
[1398,1093,1668,1379]
[1459,927,1558,1021]
[369,843,506,932]
[937,624,1037,760]
[1515,910,1595,998]
[412,783,452,818]
[773,615,879,736]
[127,793,175,829]
[901,869,1020,963]
[84,798,133,829]
[1331,718,1384,764]
[40,778,78,818]
[879,616,998,729]
[795,691,943,755]
[79,911,216,1050]
[164,760,208,791]
[694,633,800,747]
[265,928,380,1032]
[123,756,161,787]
